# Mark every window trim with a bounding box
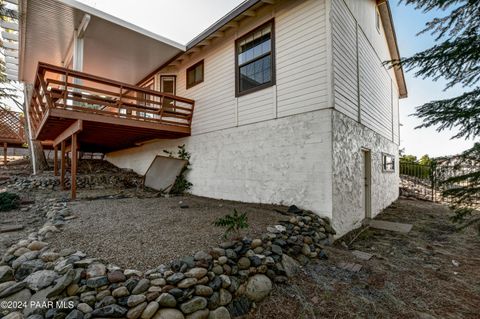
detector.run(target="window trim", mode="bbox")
[235,19,276,97]
[186,60,204,89]
[382,153,396,172]
[160,75,177,95]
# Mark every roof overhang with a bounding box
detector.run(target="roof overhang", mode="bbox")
[17,0,186,85]
[377,0,408,98]
[137,0,268,85]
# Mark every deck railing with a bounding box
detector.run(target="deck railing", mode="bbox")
[29,62,195,137]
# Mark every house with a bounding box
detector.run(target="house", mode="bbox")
[5,0,406,236]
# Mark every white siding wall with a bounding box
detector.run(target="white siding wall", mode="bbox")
[275,0,329,117]
[358,30,393,140]
[331,0,399,142]
[158,0,329,134]
[176,41,237,134]
[331,0,358,119]
[392,86,400,144]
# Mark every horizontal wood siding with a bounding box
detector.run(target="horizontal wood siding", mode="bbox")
[332,0,398,142]
[332,0,358,120]
[275,0,329,118]
[176,42,237,135]
[157,0,328,134]
[238,86,275,125]
[392,86,400,144]
[358,30,392,140]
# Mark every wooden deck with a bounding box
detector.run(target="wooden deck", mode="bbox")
[30,63,195,152]
[28,62,196,198]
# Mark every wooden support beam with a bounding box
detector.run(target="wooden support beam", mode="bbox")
[71,133,78,200]
[210,31,224,38]
[198,39,211,46]
[3,143,7,165]
[53,145,58,176]
[225,21,239,28]
[60,141,66,190]
[242,10,256,17]
[188,47,201,53]
[53,120,83,146]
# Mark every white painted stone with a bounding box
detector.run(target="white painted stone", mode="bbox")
[107,110,333,219]
[332,111,399,236]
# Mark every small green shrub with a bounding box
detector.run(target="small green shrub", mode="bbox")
[213,209,249,239]
[163,144,193,194]
[0,192,20,212]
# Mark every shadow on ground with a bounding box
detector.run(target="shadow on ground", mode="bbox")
[249,198,480,319]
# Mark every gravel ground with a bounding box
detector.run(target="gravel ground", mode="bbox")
[48,195,289,269]
[0,206,45,256]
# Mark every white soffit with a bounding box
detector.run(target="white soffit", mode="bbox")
[20,0,186,84]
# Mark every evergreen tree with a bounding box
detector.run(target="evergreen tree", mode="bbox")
[390,0,480,232]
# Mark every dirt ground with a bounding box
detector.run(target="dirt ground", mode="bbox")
[47,195,289,269]
[1,160,44,255]
[249,198,480,319]
[2,159,479,318]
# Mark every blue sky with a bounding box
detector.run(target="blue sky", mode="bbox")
[389,2,477,157]
[75,0,478,158]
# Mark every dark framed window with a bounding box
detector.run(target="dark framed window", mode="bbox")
[186,60,204,89]
[382,153,395,172]
[235,20,275,97]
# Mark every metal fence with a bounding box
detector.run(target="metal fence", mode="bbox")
[399,161,479,206]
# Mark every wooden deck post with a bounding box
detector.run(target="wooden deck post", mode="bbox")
[53,145,58,176]
[71,133,78,200]
[3,143,6,165]
[60,141,66,189]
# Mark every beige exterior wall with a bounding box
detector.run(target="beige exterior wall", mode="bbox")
[153,0,330,135]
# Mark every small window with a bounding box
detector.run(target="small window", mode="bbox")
[375,8,381,32]
[235,20,275,96]
[382,153,395,172]
[186,60,204,89]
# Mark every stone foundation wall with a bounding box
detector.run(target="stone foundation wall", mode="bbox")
[332,110,400,237]
[106,110,334,219]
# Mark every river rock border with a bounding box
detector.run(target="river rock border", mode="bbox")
[10,173,142,192]
[0,201,336,319]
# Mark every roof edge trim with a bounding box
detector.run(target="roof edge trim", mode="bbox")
[378,0,408,98]
[186,0,261,50]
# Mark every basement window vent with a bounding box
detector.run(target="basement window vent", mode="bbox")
[382,153,395,172]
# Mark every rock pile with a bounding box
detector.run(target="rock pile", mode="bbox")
[10,173,142,192]
[0,203,336,319]
[7,159,143,192]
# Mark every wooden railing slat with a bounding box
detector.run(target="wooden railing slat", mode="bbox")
[29,63,195,138]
